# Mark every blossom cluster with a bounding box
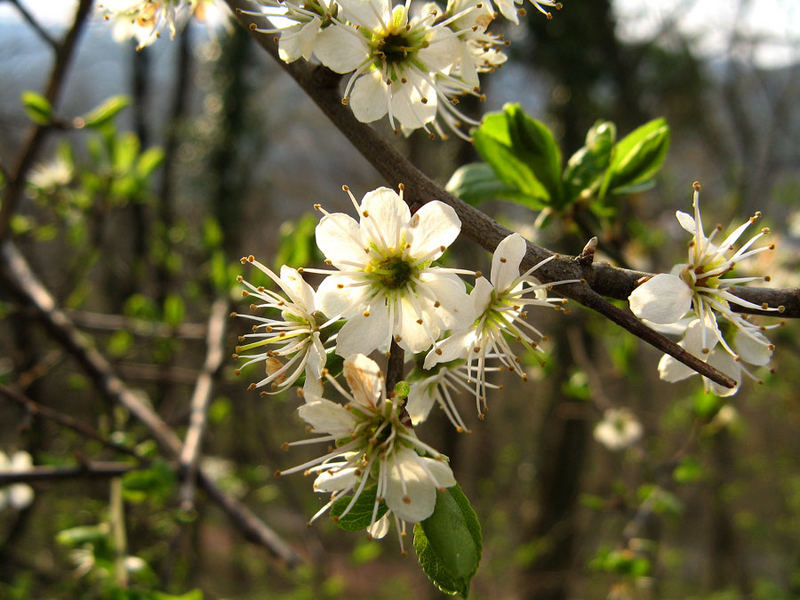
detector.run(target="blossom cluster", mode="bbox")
[232,184,572,538]
[628,183,780,396]
[99,0,561,135]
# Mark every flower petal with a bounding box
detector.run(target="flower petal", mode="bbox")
[313,467,358,493]
[733,329,772,366]
[675,210,695,234]
[384,448,437,522]
[343,354,384,410]
[406,379,436,425]
[629,273,693,324]
[279,265,315,311]
[317,274,369,320]
[490,233,526,292]
[297,399,357,437]
[360,187,410,252]
[315,212,366,269]
[657,353,695,383]
[314,24,368,73]
[367,513,391,538]
[418,271,469,329]
[408,201,461,261]
[335,299,392,356]
[350,70,390,123]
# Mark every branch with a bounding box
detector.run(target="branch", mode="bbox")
[179,297,230,511]
[0,462,135,485]
[0,240,303,567]
[0,0,93,240]
[63,309,208,339]
[223,1,772,389]
[9,0,58,49]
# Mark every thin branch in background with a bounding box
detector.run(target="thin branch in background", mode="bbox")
[0,240,303,567]
[63,309,208,339]
[0,462,136,485]
[0,0,93,240]
[179,298,230,511]
[9,0,58,49]
[115,362,203,385]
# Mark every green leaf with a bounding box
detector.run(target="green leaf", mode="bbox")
[273,213,321,271]
[601,118,670,199]
[21,90,52,125]
[563,120,616,203]
[56,524,109,547]
[414,485,482,598]
[80,95,130,129]
[136,147,164,179]
[122,460,176,505]
[445,163,543,208]
[330,486,388,531]
[163,294,185,327]
[472,104,562,208]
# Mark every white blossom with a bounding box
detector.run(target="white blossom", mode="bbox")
[0,451,34,511]
[425,232,576,417]
[232,257,332,398]
[277,354,456,550]
[100,0,196,49]
[309,185,471,357]
[593,408,642,451]
[629,183,779,393]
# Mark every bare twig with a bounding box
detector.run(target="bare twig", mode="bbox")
[9,0,58,49]
[0,462,136,485]
[63,309,207,339]
[0,240,303,567]
[179,298,230,511]
[0,0,93,240]
[218,1,800,389]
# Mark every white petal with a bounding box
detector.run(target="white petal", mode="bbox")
[408,201,461,261]
[628,273,693,324]
[470,276,494,316]
[302,333,327,398]
[350,70,390,123]
[734,329,772,366]
[343,354,384,409]
[706,349,741,397]
[335,299,392,356]
[278,17,320,63]
[315,212,366,269]
[366,513,391,538]
[424,329,474,369]
[390,75,437,131]
[317,274,369,320]
[418,271,469,329]
[657,353,695,383]
[360,187,410,251]
[490,233,526,292]
[417,27,460,73]
[384,448,437,523]
[337,0,391,29]
[406,380,436,425]
[297,399,357,437]
[313,467,358,493]
[9,484,34,510]
[314,24,368,73]
[675,210,695,234]
[417,456,456,489]
[279,265,315,311]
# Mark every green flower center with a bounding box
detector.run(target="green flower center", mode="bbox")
[378,32,418,64]
[373,256,415,289]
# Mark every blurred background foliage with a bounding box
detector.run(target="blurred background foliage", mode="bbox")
[1,0,800,598]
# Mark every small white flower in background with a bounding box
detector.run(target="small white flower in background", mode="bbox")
[628,182,779,394]
[100,0,195,49]
[232,257,331,398]
[425,232,576,417]
[593,408,642,452]
[310,185,471,357]
[29,156,73,191]
[277,354,456,550]
[246,0,337,63]
[488,0,561,25]
[0,451,35,510]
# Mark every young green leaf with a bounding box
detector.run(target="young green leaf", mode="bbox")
[21,90,53,125]
[446,163,547,209]
[330,485,388,531]
[601,118,670,199]
[563,120,616,204]
[80,95,131,129]
[472,104,562,208]
[414,485,482,597]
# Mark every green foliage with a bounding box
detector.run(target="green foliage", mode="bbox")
[122,460,176,505]
[21,90,52,125]
[452,105,670,224]
[414,485,482,597]
[273,213,323,271]
[589,546,651,578]
[80,95,131,130]
[163,294,186,327]
[673,456,705,484]
[330,485,388,531]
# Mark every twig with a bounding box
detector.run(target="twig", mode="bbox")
[0,240,303,567]
[179,298,230,511]
[0,462,136,485]
[116,362,202,385]
[0,0,93,240]
[9,0,58,49]
[63,309,207,339]
[219,1,800,389]
[0,384,141,460]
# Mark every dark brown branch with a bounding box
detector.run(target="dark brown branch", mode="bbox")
[0,0,93,240]
[63,309,208,339]
[179,298,230,511]
[0,462,136,485]
[9,0,58,49]
[0,240,303,567]
[223,1,754,389]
